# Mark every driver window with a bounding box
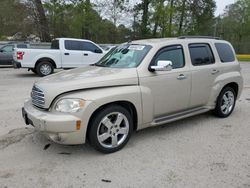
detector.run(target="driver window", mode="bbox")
[154,45,185,69]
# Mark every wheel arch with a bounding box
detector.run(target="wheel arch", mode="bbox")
[221,82,239,98]
[35,57,57,69]
[86,100,138,141]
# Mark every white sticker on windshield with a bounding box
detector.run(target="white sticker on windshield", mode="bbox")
[128,45,145,50]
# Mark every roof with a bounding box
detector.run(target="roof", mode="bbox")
[131,37,227,47]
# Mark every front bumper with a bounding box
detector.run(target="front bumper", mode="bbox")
[23,100,85,145]
[13,60,21,69]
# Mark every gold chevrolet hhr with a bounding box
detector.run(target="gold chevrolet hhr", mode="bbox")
[22,36,243,153]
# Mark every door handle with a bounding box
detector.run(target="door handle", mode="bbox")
[64,53,69,55]
[83,53,88,56]
[177,74,187,80]
[211,69,219,75]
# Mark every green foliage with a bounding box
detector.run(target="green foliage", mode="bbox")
[0,0,30,39]
[215,0,250,53]
[43,0,132,43]
[1,0,249,50]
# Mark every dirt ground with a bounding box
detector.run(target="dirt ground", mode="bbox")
[0,64,250,188]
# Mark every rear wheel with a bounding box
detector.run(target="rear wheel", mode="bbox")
[36,61,54,77]
[213,87,236,118]
[89,105,133,153]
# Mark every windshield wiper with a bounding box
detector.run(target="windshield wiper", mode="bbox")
[94,63,107,67]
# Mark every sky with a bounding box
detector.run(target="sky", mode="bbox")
[215,0,235,16]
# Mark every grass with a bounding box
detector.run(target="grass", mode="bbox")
[237,54,250,62]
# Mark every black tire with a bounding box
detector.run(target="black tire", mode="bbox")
[36,61,54,77]
[213,87,236,118]
[88,105,133,154]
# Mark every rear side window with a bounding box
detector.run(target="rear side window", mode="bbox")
[153,45,185,69]
[17,44,27,48]
[83,41,102,53]
[215,43,235,62]
[189,43,215,66]
[65,40,83,51]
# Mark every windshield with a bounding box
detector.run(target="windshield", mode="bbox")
[95,44,152,68]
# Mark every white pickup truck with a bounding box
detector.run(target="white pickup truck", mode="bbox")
[13,38,107,76]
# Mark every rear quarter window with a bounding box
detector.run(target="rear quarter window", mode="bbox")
[215,43,235,63]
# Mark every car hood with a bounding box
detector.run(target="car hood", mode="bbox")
[34,65,139,108]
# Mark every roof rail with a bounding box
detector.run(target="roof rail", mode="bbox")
[178,36,221,40]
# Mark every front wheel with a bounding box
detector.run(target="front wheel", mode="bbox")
[36,62,54,77]
[213,87,236,118]
[88,105,133,153]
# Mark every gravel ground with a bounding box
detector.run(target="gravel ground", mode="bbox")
[0,64,250,188]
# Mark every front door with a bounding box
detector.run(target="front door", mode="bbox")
[81,41,104,64]
[0,45,14,65]
[139,45,191,118]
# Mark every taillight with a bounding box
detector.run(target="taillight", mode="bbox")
[17,51,25,60]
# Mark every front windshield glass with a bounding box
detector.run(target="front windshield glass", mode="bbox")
[95,44,152,68]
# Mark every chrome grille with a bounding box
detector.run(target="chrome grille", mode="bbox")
[31,85,45,108]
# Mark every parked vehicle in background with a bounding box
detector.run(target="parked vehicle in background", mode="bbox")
[13,38,107,76]
[99,44,117,51]
[22,36,243,153]
[0,43,29,66]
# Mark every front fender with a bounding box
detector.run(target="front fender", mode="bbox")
[60,85,143,130]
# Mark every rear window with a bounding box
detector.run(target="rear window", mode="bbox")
[51,40,59,49]
[189,43,215,66]
[215,43,235,62]
[17,44,28,48]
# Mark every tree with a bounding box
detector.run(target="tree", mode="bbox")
[32,0,51,42]
[0,0,30,39]
[216,0,250,53]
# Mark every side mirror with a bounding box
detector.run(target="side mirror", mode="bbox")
[94,49,103,53]
[0,50,3,53]
[150,60,173,71]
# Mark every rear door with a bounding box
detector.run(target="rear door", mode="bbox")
[62,40,85,67]
[188,43,219,107]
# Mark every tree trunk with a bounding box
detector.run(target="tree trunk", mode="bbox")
[33,0,51,42]
[141,0,150,38]
[178,0,186,36]
[168,0,174,36]
[153,0,164,37]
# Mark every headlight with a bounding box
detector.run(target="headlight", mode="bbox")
[55,99,85,113]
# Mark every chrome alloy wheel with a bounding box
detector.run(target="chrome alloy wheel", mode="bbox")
[40,64,52,75]
[220,90,235,115]
[97,112,129,149]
